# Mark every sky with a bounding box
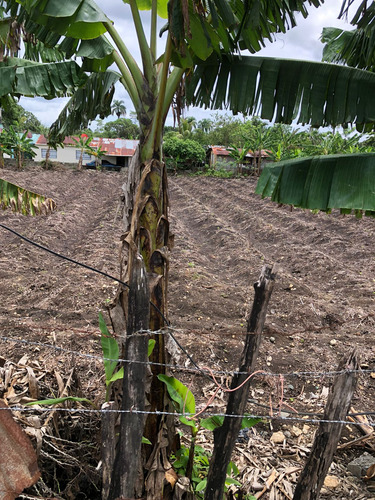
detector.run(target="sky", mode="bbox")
[19,0,356,129]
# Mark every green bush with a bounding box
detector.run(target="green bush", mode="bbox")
[163,136,205,171]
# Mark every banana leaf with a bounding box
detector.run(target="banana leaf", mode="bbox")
[0,178,56,215]
[187,55,375,131]
[255,153,375,217]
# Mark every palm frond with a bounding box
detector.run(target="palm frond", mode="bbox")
[255,153,375,217]
[0,178,56,215]
[322,27,375,71]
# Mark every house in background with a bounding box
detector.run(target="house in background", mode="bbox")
[89,138,139,168]
[33,136,139,167]
[206,145,270,174]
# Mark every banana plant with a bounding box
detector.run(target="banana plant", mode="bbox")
[2,126,36,168]
[71,133,93,170]
[2,0,375,496]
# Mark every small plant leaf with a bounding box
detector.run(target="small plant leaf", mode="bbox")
[241,415,262,428]
[108,367,124,383]
[195,479,207,492]
[25,396,93,406]
[200,415,224,430]
[200,414,261,431]
[148,339,156,357]
[225,477,241,486]
[142,436,152,445]
[180,415,198,429]
[99,312,119,384]
[227,461,239,476]
[158,374,195,414]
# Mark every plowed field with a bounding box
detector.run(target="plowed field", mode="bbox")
[0,163,374,499]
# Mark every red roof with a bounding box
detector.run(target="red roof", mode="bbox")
[209,145,269,157]
[35,136,139,157]
[90,138,139,157]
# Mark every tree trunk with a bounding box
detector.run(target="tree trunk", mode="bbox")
[108,253,150,500]
[17,148,22,169]
[45,145,51,166]
[78,150,83,170]
[109,140,175,498]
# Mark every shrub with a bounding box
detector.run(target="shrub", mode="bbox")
[163,136,205,171]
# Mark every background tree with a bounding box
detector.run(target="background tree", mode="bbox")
[99,118,140,139]
[111,99,126,120]
[227,142,253,174]
[0,96,43,133]
[2,126,36,168]
[178,116,196,137]
[205,114,243,146]
[71,134,92,170]
[163,135,205,172]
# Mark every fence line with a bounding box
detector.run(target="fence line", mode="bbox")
[0,334,372,379]
[1,224,374,431]
[1,405,374,428]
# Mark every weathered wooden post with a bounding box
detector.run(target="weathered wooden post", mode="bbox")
[293,349,359,500]
[205,264,277,500]
[101,401,117,500]
[107,253,150,500]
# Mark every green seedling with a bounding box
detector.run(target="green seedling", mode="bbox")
[25,396,94,406]
[158,374,261,497]
[99,312,155,401]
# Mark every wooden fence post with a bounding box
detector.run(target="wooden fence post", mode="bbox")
[107,253,150,500]
[101,401,117,500]
[293,349,359,500]
[204,264,277,500]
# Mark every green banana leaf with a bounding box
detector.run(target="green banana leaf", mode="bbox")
[0,59,87,98]
[49,70,120,141]
[187,55,375,131]
[17,0,110,40]
[255,153,375,217]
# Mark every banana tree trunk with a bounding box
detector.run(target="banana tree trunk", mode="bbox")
[16,148,22,169]
[78,149,83,170]
[45,145,51,165]
[109,136,176,497]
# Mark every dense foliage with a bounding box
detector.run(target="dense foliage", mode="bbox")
[163,135,205,171]
[94,118,140,139]
[1,97,43,133]
[184,114,373,161]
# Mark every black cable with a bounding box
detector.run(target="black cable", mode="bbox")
[0,223,207,377]
[0,223,132,289]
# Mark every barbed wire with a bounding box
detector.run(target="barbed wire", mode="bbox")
[1,405,374,427]
[1,334,373,379]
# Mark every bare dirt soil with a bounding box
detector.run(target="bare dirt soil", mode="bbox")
[0,162,374,499]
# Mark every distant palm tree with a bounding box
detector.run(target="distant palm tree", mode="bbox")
[111,100,126,120]
[197,118,212,133]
